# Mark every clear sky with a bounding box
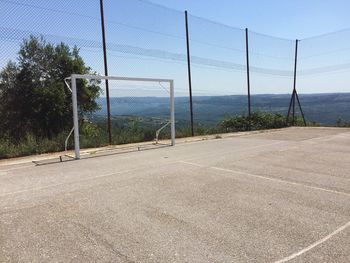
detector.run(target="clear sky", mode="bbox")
[1,0,350,95]
[144,0,350,39]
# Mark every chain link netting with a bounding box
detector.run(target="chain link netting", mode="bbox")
[249,31,295,115]
[298,29,350,125]
[186,15,247,130]
[1,0,350,157]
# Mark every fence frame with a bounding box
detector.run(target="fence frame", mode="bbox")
[286,39,307,126]
[245,28,252,130]
[99,0,112,144]
[184,10,195,136]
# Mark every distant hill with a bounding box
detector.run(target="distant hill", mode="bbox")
[95,93,350,125]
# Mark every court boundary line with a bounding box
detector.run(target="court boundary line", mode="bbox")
[0,164,35,173]
[180,160,350,261]
[0,128,340,172]
[0,160,183,198]
[0,140,288,197]
[1,138,349,198]
[179,161,350,197]
[0,139,287,176]
[0,170,136,198]
[274,220,350,262]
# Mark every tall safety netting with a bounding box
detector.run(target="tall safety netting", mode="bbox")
[187,15,247,131]
[298,29,350,125]
[0,0,105,156]
[0,0,104,73]
[248,31,295,117]
[2,0,350,159]
[103,0,191,136]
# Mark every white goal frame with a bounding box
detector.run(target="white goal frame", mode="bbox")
[66,74,175,159]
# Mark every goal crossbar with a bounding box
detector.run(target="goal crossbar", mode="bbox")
[67,74,175,160]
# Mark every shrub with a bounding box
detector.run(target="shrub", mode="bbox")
[220,111,289,132]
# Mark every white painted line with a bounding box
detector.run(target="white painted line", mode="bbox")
[0,170,133,198]
[274,220,350,263]
[180,161,204,168]
[179,161,350,197]
[0,140,288,198]
[0,139,310,179]
[0,160,179,198]
[180,140,288,163]
[212,166,350,197]
[0,164,34,173]
[0,139,341,198]
[302,132,350,143]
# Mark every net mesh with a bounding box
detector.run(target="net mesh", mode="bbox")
[0,0,104,73]
[187,15,247,129]
[1,0,350,157]
[298,29,350,125]
[103,0,190,133]
[248,31,295,115]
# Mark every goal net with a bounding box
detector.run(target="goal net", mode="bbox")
[65,74,175,159]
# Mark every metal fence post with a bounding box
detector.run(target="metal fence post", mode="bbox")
[170,80,176,146]
[286,89,295,124]
[185,10,194,136]
[292,39,298,125]
[295,91,307,126]
[99,0,112,144]
[287,39,306,126]
[245,28,251,130]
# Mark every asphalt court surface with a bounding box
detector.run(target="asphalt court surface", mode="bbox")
[0,127,349,262]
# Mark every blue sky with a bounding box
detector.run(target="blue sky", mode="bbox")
[145,0,350,39]
[0,0,350,95]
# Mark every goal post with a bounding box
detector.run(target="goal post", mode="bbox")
[68,74,175,160]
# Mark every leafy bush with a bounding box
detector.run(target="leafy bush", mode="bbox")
[336,118,350,127]
[0,133,67,159]
[0,36,101,141]
[219,111,304,132]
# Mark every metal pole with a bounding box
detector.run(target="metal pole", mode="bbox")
[99,0,112,145]
[292,90,296,125]
[245,28,251,130]
[286,89,295,124]
[170,80,176,146]
[295,90,307,126]
[71,76,80,159]
[185,10,194,136]
[292,39,299,125]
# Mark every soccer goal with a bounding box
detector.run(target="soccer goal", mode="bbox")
[65,74,175,160]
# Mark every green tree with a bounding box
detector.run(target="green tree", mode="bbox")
[220,111,288,132]
[0,36,101,141]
